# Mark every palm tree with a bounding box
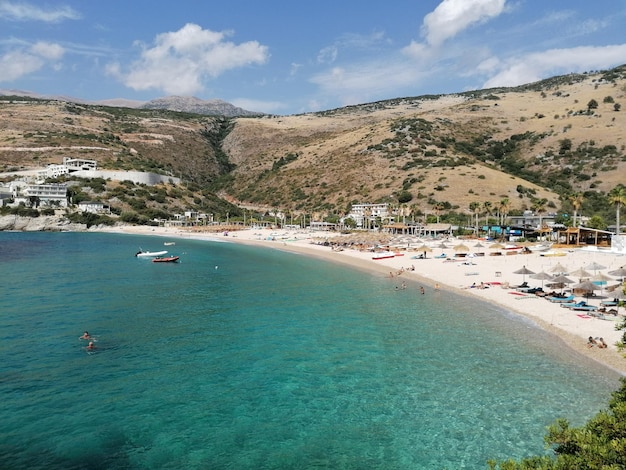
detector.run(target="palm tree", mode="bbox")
[432,202,445,224]
[608,185,626,235]
[483,201,493,237]
[469,202,481,235]
[569,193,584,227]
[532,198,548,230]
[498,198,511,226]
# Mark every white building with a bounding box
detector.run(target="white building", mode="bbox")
[344,203,391,228]
[39,157,98,179]
[78,201,109,214]
[18,183,68,207]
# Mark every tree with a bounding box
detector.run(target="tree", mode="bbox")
[498,198,511,226]
[608,185,626,235]
[469,201,481,235]
[489,377,626,469]
[568,193,584,227]
[531,198,548,229]
[587,98,599,112]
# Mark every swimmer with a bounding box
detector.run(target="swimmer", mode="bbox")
[79,331,91,340]
[87,341,95,350]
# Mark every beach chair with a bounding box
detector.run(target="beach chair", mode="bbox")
[546,294,575,303]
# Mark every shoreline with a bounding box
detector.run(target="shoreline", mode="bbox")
[100,224,626,376]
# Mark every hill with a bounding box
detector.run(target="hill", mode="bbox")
[1,66,625,224]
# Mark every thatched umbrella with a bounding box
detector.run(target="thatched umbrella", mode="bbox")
[453,243,470,252]
[489,242,504,249]
[608,266,626,278]
[572,280,601,301]
[530,271,554,288]
[585,261,606,273]
[549,262,568,274]
[569,267,592,281]
[514,265,535,283]
[415,244,432,258]
[548,274,575,293]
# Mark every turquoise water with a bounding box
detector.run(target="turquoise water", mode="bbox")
[0,231,621,469]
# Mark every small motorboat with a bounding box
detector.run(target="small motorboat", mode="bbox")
[135,250,168,257]
[164,242,176,246]
[372,251,398,260]
[152,256,180,263]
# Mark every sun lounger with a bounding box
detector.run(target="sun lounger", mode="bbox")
[568,304,598,312]
[546,295,575,303]
[600,300,618,307]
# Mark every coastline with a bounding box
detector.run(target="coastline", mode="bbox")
[100,224,626,376]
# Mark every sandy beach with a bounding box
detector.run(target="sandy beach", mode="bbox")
[104,224,626,375]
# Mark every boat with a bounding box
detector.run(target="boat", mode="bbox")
[372,251,399,260]
[528,243,553,252]
[164,242,176,246]
[135,250,168,257]
[152,256,180,263]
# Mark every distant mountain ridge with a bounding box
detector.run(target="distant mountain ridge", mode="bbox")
[0,89,262,117]
[139,96,264,117]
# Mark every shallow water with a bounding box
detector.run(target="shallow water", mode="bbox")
[0,232,621,469]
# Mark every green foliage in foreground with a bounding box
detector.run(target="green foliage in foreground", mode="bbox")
[489,377,626,469]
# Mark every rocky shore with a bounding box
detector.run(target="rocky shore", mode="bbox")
[0,215,89,232]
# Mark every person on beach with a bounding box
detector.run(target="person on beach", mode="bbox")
[80,331,90,340]
[597,338,608,349]
[587,336,598,348]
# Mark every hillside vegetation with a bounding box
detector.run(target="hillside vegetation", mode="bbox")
[1,65,625,224]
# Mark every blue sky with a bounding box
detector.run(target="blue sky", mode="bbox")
[1,0,625,115]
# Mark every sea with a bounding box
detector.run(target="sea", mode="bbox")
[0,231,622,470]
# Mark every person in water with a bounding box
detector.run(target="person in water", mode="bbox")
[87,341,95,350]
[80,331,91,340]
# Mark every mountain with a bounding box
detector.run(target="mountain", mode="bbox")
[0,89,261,117]
[1,65,625,224]
[140,96,263,117]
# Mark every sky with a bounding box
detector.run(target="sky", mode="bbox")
[1,0,625,115]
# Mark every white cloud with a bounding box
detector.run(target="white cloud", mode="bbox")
[422,0,506,46]
[110,23,269,96]
[0,41,65,82]
[309,60,429,107]
[482,44,626,88]
[0,1,80,22]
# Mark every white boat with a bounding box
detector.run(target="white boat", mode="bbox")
[164,242,176,246]
[135,250,168,257]
[528,243,553,252]
[372,251,401,260]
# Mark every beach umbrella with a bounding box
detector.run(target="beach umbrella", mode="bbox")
[548,274,574,293]
[608,266,626,278]
[549,262,568,274]
[473,242,485,248]
[415,244,432,258]
[572,280,600,301]
[530,271,553,288]
[550,274,574,285]
[453,243,470,252]
[569,267,592,280]
[585,262,606,273]
[514,265,535,283]
[489,243,504,250]
[592,272,613,284]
